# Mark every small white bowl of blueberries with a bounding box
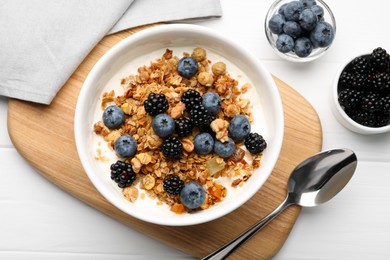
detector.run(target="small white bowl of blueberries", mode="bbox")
[331,47,390,134]
[265,0,336,62]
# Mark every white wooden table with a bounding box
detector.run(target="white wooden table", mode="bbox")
[1,0,390,259]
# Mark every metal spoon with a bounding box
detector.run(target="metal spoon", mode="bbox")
[203,148,357,260]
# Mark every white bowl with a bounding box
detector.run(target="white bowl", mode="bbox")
[331,54,390,135]
[74,24,284,226]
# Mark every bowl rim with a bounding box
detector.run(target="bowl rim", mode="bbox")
[264,0,337,63]
[331,53,390,134]
[74,24,284,225]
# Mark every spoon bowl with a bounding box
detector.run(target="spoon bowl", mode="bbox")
[288,149,357,207]
[203,148,357,260]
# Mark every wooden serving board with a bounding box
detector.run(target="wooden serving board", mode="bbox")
[7,25,322,259]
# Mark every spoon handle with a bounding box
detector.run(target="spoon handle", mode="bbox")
[202,196,292,260]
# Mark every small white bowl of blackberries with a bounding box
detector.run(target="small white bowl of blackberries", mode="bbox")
[331,47,390,135]
[265,0,336,62]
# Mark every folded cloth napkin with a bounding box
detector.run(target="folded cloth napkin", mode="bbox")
[0,0,222,104]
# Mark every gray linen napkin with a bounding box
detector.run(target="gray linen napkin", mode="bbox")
[0,0,222,104]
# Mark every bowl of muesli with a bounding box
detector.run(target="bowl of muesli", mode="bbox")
[74,24,284,226]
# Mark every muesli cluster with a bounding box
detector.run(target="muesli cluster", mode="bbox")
[93,47,267,214]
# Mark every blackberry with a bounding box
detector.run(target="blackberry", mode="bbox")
[354,110,376,127]
[370,47,390,72]
[378,96,390,114]
[244,133,267,154]
[338,71,354,89]
[189,104,213,128]
[350,73,368,90]
[161,136,183,159]
[350,56,370,75]
[344,108,358,122]
[361,92,380,112]
[175,117,193,137]
[375,113,390,127]
[110,160,136,188]
[338,88,362,109]
[163,175,184,196]
[352,109,390,128]
[198,114,217,136]
[181,89,202,109]
[144,92,169,116]
[369,72,390,92]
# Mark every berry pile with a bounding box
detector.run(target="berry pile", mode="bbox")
[267,0,335,57]
[337,47,390,127]
[96,48,270,212]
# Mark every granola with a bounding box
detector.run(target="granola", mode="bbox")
[93,48,264,214]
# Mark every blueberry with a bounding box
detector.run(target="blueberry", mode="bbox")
[114,135,137,158]
[152,114,175,138]
[202,92,221,115]
[268,14,286,34]
[299,9,318,31]
[278,3,289,15]
[284,1,304,21]
[102,105,124,129]
[228,115,251,141]
[177,56,198,78]
[283,21,302,38]
[180,181,206,209]
[310,21,335,48]
[310,5,324,20]
[194,132,214,155]
[300,0,317,9]
[294,37,313,57]
[275,34,295,53]
[214,138,236,158]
